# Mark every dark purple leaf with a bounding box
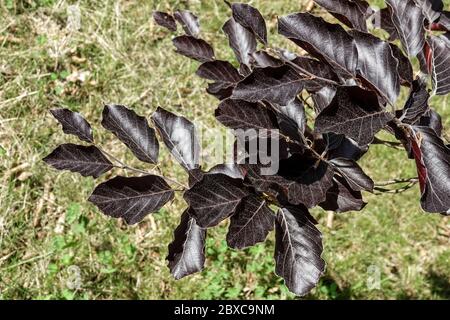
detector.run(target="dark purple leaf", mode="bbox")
[428,35,450,95]
[172,35,215,63]
[88,175,174,225]
[196,60,242,84]
[410,126,450,214]
[325,133,368,161]
[174,10,200,38]
[278,13,358,78]
[43,144,113,178]
[223,17,257,74]
[274,98,306,141]
[397,107,443,160]
[417,49,430,75]
[323,132,347,151]
[215,99,278,131]
[230,2,267,45]
[184,173,250,228]
[315,86,393,146]
[188,169,204,188]
[246,157,334,208]
[188,163,246,187]
[226,194,274,249]
[349,30,400,105]
[312,86,337,114]
[215,100,296,164]
[206,82,234,100]
[234,127,297,166]
[208,163,246,180]
[152,107,200,172]
[251,51,283,68]
[410,129,427,191]
[398,77,430,124]
[438,12,450,30]
[313,0,371,32]
[419,109,442,137]
[374,7,399,41]
[50,108,93,143]
[390,44,414,86]
[167,208,206,279]
[232,66,304,106]
[319,175,366,212]
[102,104,159,164]
[153,11,177,32]
[290,56,340,90]
[386,0,426,57]
[414,0,443,23]
[329,158,374,192]
[275,207,325,296]
[352,0,374,15]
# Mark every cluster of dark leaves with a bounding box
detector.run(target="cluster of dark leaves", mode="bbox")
[44,1,450,296]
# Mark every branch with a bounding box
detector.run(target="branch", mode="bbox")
[268,47,340,86]
[269,47,400,111]
[373,177,418,194]
[299,95,315,111]
[372,137,403,149]
[97,145,188,190]
[374,177,418,186]
[373,184,416,194]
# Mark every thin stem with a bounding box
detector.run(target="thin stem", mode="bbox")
[373,184,417,194]
[264,103,330,165]
[372,137,403,149]
[300,95,315,111]
[97,145,188,190]
[263,102,324,160]
[98,146,150,175]
[268,47,340,86]
[373,177,419,194]
[269,47,399,111]
[303,94,314,104]
[155,164,190,190]
[111,164,150,176]
[374,178,418,186]
[163,177,188,190]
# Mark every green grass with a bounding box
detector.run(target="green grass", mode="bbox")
[0,0,449,300]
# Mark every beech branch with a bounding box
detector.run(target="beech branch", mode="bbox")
[374,177,419,186]
[373,177,419,194]
[97,145,189,190]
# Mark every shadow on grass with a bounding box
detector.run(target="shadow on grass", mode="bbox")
[397,270,450,300]
[426,271,450,299]
[305,275,352,300]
